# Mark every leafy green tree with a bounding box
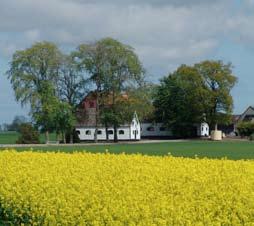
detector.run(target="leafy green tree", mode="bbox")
[76,38,144,142]
[7,42,62,142]
[154,61,237,137]
[154,65,208,137]
[7,42,61,107]
[237,122,254,138]
[100,83,156,141]
[75,40,109,142]
[57,53,89,143]
[32,82,59,142]
[126,83,156,122]
[99,93,133,141]
[54,101,76,143]
[98,38,144,142]
[58,53,89,107]
[194,60,237,130]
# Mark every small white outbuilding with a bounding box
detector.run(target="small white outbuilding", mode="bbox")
[196,122,209,137]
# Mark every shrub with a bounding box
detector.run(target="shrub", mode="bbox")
[250,133,254,141]
[16,123,40,144]
[237,122,254,137]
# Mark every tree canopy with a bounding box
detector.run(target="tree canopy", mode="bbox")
[7,42,78,143]
[75,38,145,141]
[154,61,237,137]
[194,60,237,129]
[7,42,61,108]
[58,53,89,107]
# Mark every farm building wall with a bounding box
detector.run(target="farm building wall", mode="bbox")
[141,123,173,138]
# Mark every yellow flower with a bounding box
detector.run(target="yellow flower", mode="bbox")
[0,150,254,225]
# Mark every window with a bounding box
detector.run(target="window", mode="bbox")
[201,127,204,132]
[108,130,114,135]
[119,130,125,135]
[76,130,80,135]
[136,130,139,135]
[97,130,102,135]
[159,127,166,131]
[85,130,91,135]
[147,127,155,131]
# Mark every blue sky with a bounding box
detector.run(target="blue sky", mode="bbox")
[0,0,254,124]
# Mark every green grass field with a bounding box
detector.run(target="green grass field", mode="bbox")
[0,131,19,144]
[0,131,57,144]
[1,140,254,160]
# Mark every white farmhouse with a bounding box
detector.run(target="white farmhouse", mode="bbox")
[76,112,141,141]
[75,92,141,141]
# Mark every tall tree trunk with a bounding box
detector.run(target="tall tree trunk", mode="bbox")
[70,130,73,144]
[112,91,118,143]
[63,132,66,144]
[215,123,218,131]
[94,89,99,143]
[105,124,109,142]
[212,99,218,131]
[113,124,118,143]
[45,131,49,144]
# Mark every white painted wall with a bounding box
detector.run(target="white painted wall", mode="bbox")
[76,112,141,141]
[76,126,141,141]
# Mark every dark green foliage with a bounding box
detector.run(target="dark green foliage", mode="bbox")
[54,102,76,143]
[7,42,61,108]
[58,53,89,107]
[7,42,79,143]
[154,65,208,137]
[154,61,237,137]
[32,82,59,134]
[194,60,237,129]
[237,122,254,137]
[126,83,156,122]
[7,42,62,142]
[16,123,40,144]
[65,129,81,143]
[249,133,254,141]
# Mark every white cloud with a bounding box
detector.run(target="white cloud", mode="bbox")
[24,29,41,42]
[1,0,253,122]
[62,0,221,7]
[0,0,241,75]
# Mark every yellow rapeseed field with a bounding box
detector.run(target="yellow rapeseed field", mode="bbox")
[1,150,254,225]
